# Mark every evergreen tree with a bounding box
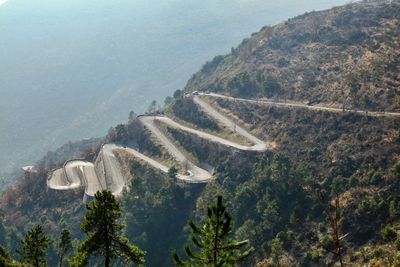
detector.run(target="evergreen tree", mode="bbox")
[71,190,145,267]
[0,245,22,267]
[168,166,178,179]
[173,195,254,266]
[58,229,73,267]
[6,227,21,259]
[270,236,284,266]
[115,124,128,144]
[17,224,51,267]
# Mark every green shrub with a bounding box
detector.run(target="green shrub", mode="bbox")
[307,250,321,261]
[369,171,384,186]
[307,147,320,160]
[395,238,400,250]
[392,160,400,180]
[372,247,385,259]
[321,235,335,252]
[349,176,358,187]
[381,225,397,241]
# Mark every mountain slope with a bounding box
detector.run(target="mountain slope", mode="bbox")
[0,0,350,182]
[0,0,399,266]
[185,0,400,112]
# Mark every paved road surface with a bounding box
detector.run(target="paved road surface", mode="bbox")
[193,96,268,150]
[201,93,400,117]
[48,160,102,196]
[49,92,399,197]
[141,116,269,151]
[47,94,270,196]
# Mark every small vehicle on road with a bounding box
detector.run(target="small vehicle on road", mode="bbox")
[306,100,317,106]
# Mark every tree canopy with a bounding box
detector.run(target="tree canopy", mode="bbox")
[17,224,51,267]
[71,190,145,267]
[173,195,254,266]
[58,229,73,267]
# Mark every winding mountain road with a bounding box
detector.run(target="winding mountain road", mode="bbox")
[201,93,400,117]
[47,94,270,196]
[49,92,393,197]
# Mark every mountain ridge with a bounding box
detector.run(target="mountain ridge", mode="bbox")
[0,1,399,265]
[184,0,400,112]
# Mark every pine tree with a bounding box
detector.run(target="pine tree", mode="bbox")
[0,245,22,267]
[17,224,51,267]
[168,166,178,179]
[270,236,284,266]
[70,190,145,267]
[58,229,73,267]
[173,195,254,266]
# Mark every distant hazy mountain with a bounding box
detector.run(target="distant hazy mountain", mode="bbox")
[0,0,348,180]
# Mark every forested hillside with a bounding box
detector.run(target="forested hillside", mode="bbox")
[0,0,399,266]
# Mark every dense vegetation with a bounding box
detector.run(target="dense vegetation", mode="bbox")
[0,0,399,266]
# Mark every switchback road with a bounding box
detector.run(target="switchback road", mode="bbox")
[47,94,270,196]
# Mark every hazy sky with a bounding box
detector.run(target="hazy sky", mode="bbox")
[0,0,349,178]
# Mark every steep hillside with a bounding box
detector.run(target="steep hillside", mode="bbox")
[185,0,400,112]
[0,0,350,184]
[0,1,399,266]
